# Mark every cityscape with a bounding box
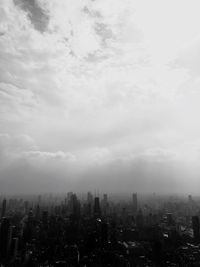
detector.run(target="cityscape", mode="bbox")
[0,192,200,266]
[1,0,200,266]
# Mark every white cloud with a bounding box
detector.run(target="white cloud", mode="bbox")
[22,150,76,165]
[1,0,200,192]
[175,35,200,76]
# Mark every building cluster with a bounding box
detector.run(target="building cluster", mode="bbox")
[0,193,200,266]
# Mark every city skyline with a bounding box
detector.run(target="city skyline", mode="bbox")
[0,191,200,265]
[1,0,200,193]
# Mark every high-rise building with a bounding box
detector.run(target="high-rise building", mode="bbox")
[67,192,73,202]
[94,197,101,218]
[102,194,108,216]
[166,213,174,226]
[6,225,14,257]
[132,193,137,215]
[192,216,200,241]
[188,194,192,203]
[0,217,11,258]
[1,199,6,218]
[101,222,108,247]
[69,194,80,218]
[24,201,29,214]
[103,194,108,203]
[10,237,18,260]
[136,209,144,228]
[42,210,48,226]
[35,204,40,220]
[87,192,93,205]
[38,195,42,205]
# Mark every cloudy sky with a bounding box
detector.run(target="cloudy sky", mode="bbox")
[1,0,200,194]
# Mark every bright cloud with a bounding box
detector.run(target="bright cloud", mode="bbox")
[1,0,200,193]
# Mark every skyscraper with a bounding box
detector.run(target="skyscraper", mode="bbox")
[87,192,93,205]
[136,209,144,228]
[94,197,101,218]
[0,217,11,258]
[1,199,6,218]
[102,194,108,216]
[132,193,137,215]
[101,222,108,247]
[10,237,18,260]
[188,194,192,203]
[192,216,200,241]
[69,194,80,219]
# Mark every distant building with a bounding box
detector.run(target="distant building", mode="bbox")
[132,193,137,215]
[101,222,108,247]
[102,194,108,215]
[67,192,73,202]
[38,195,41,205]
[188,194,192,200]
[35,204,40,220]
[42,210,48,226]
[166,213,174,226]
[1,199,6,218]
[103,194,108,203]
[87,192,93,205]
[0,217,11,258]
[192,216,200,241]
[94,197,101,218]
[136,209,144,228]
[10,237,18,260]
[69,194,80,219]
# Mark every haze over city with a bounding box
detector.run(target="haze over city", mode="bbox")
[1,0,200,194]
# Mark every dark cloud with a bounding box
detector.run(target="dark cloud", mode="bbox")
[14,0,49,33]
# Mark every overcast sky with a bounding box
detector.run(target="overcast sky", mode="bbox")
[1,0,200,194]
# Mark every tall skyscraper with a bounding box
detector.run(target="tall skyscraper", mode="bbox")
[0,217,11,258]
[132,193,137,215]
[136,209,144,228]
[10,237,18,260]
[35,204,40,220]
[69,194,80,219]
[101,222,108,247]
[102,194,108,216]
[166,213,174,226]
[103,194,108,203]
[87,192,93,205]
[192,216,200,241]
[42,210,48,226]
[1,199,6,218]
[38,195,42,205]
[94,197,101,218]
[188,194,192,203]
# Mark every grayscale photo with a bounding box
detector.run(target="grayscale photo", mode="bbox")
[0,0,200,266]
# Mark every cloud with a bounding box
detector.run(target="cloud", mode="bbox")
[14,0,49,33]
[1,0,200,193]
[174,36,200,76]
[0,133,76,165]
[21,150,77,170]
[0,133,199,194]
